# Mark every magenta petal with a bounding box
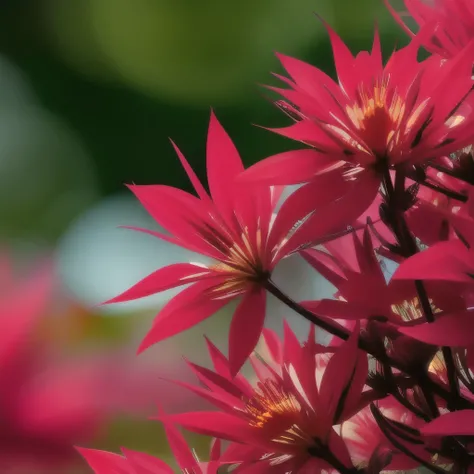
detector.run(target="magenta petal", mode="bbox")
[239,149,337,185]
[166,412,259,443]
[121,448,173,474]
[261,327,283,365]
[398,311,474,347]
[319,321,364,428]
[206,111,244,218]
[170,139,210,202]
[210,439,222,462]
[160,419,198,471]
[393,240,473,282]
[102,263,211,305]
[229,289,266,375]
[421,410,474,436]
[77,448,130,474]
[138,279,229,353]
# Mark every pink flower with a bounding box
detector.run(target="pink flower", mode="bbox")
[78,417,224,473]
[162,323,370,473]
[241,24,474,204]
[105,111,361,374]
[385,0,474,57]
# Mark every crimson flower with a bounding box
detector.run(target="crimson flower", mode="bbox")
[241,23,474,203]
[385,0,474,58]
[162,323,370,473]
[105,111,362,374]
[79,417,224,473]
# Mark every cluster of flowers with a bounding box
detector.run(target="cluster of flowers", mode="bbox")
[78,0,474,472]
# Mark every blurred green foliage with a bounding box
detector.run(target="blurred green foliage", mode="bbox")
[0,0,406,206]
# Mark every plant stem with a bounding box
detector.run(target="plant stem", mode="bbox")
[382,167,461,407]
[264,280,474,409]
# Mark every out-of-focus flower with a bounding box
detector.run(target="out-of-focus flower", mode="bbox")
[164,323,372,473]
[0,253,164,472]
[385,0,474,58]
[104,112,359,374]
[79,417,224,474]
[240,24,474,214]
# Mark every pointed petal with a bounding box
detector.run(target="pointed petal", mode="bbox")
[398,311,474,347]
[206,111,244,218]
[239,149,339,185]
[138,279,229,353]
[121,448,174,474]
[261,327,283,365]
[393,240,474,282]
[209,439,221,462]
[166,412,260,443]
[77,448,131,474]
[319,322,365,428]
[229,289,266,375]
[102,263,211,305]
[160,419,198,471]
[421,410,474,436]
[170,139,210,201]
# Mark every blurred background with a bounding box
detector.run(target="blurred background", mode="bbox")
[0,1,407,472]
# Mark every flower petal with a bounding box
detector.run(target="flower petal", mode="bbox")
[319,321,365,429]
[398,310,474,347]
[77,448,131,474]
[102,263,211,305]
[421,410,474,436]
[138,279,229,353]
[170,139,210,202]
[393,240,474,282]
[165,412,260,443]
[229,289,267,375]
[239,149,341,185]
[159,418,198,471]
[121,448,173,474]
[206,111,244,219]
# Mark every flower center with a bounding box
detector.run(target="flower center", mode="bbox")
[209,226,269,296]
[243,379,315,449]
[346,77,406,157]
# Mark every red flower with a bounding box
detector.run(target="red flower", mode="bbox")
[163,323,369,473]
[78,417,224,473]
[385,0,474,58]
[241,24,474,201]
[105,111,360,374]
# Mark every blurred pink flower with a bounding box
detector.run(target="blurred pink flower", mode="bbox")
[0,253,167,472]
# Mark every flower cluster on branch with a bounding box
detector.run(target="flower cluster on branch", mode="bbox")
[79,1,474,473]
